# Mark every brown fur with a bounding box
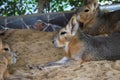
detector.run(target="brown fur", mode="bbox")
[67,36,84,59]
[0,55,9,80]
[77,0,120,35]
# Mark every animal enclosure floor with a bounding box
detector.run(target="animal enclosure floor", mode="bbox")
[2,29,120,80]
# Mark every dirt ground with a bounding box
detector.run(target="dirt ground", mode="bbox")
[2,29,120,80]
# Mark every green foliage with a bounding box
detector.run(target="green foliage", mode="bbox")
[0,0,120,16]
[0,0,37,16]
[50,0,83,12]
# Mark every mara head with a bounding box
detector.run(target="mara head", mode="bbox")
[1,42,17,65]
[76,0,99,23]
[52,15,79,48]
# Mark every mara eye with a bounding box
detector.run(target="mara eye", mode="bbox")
[3,48,9,51]
[84,9,89,12]
[60,32,66,35]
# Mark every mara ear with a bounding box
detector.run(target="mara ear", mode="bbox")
[69,15,79,36]
[93,2,99,10]
[90,2,99,12]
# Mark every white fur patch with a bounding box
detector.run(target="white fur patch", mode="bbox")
[56,57,69,64]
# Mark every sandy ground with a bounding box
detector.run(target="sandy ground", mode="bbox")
[1,29,120,80]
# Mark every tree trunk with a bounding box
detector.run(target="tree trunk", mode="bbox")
[38,0,50,13]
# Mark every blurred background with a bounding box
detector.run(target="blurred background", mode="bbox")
[0,0,120,16]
